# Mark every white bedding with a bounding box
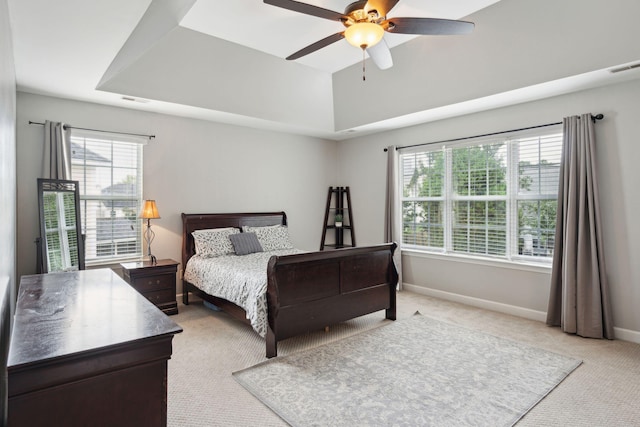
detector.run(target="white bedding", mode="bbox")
[183,249,304,337]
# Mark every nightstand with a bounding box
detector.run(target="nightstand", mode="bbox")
[121,258,179,315]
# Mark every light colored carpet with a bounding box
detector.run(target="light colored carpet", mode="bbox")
[167,291,640,426]
[233,313,581,426]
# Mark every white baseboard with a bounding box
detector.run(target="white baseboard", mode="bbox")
[402,283,640,344]
[612,327,640,344]
[402,283,548,322]
[177,292,202,303]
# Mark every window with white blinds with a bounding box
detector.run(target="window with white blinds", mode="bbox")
[400,129,562,263]
[70,131,144,264]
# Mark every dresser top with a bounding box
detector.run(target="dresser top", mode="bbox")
[8,269,182,369]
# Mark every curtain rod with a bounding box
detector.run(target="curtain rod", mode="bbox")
[384,113,604,152]
[28,121,155,139]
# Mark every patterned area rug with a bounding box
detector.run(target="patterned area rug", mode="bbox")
[233,314,581,427]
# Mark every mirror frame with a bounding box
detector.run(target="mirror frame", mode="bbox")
[37,178,85,273]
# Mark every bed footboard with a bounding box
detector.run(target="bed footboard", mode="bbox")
[265,243,398,358]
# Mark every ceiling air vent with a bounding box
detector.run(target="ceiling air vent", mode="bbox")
[609,62,640,74]
[121,96,150,103]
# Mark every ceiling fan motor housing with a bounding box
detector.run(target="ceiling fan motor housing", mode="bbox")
[344,1,369,15]
[343,0,382,28]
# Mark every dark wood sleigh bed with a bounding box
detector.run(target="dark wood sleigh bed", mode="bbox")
[181,212,398,358]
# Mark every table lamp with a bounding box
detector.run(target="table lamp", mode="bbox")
[140,199,160,264]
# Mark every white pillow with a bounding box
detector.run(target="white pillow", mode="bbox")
[242,224,294,251]
[192,227,240,257]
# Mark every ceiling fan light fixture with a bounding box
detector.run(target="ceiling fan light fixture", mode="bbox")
[344,22,384,49]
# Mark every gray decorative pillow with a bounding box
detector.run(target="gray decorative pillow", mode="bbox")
[229,232,263,256]
[242,224,294,251]
[192,227,240,257]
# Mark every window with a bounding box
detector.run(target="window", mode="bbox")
[70,131,144,264]
[401,128,562,263]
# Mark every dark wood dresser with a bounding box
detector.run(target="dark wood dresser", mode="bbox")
[121,259,179,315]
[7,269,183,427]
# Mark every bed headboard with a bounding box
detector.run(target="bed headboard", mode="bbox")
[181,212,287,268]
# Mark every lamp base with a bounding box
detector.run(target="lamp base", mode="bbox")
[144,219,157,265]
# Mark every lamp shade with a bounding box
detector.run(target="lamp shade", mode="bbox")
[140,200,161,219]
[344,22,385,48]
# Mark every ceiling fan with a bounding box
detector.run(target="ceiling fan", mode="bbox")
[264,0,475,71]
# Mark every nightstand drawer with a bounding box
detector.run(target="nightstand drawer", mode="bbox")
[142,288,175,306]
[131,273,174,293]
[120,259,179,315]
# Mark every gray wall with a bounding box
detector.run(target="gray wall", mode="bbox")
[16,93,338,291]
[337,78,640,341]
[0,0,17,312]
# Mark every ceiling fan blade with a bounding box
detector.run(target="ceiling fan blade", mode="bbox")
[286,32,345,60]
[264,0,345,21]
[367,38,393,70]
[365,0,399,17]
[385,17,475,35]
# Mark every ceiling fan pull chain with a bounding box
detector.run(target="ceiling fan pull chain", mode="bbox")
[362,47,366,81]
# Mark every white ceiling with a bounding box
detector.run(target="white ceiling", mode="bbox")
[7,0,640,140]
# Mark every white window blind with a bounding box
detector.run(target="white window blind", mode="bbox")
[400,128,562,263]
[512,133,562,258]
[451,141,508,256]
[70,131,144,264]
[402,150,445,249]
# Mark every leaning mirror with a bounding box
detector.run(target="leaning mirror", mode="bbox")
[37,178,85,273]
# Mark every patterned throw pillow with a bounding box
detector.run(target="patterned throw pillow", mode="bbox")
[229,232,263,256]
[192,227,240,257]
[242,224,294,251]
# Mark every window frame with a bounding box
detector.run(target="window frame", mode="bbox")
[399,127,562,266]
[70,130,145,265]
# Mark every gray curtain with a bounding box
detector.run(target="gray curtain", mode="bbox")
[546,114,613,339]
[384,145,403,290]
[42,120,71,179]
